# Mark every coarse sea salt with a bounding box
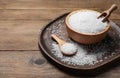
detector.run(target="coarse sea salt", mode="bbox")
[68,11,107,34]
[51,42,106,66]
[61,43,77,55]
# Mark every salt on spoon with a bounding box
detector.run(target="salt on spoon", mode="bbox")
[51,34,77,56]
[98,4,117,22]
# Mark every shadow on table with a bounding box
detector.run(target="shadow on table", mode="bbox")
[38,43,120,77]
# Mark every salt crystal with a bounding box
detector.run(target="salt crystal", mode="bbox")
[99,59,103,62]
[61,43,77,55]
[51,42,105,65]
[104,57,108,59]
[52,43,63,58]
[68,11,107,34]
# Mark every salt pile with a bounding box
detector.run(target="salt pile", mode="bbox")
[51,42,106,66]
[61,43,77,55]
[68,11,107,34]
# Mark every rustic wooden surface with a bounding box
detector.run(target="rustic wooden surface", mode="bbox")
[0,0,120,78]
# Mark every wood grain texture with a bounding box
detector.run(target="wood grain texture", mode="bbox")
[0,0,120,78]
[0,51,73,78]
[0,51,120,78]
[0,0,120,9]
[0,9,119,20]
[0,20,49,50]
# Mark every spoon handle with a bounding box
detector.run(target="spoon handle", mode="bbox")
[102,4,118,22]
[51,34,66,46]
[107,4,117,14]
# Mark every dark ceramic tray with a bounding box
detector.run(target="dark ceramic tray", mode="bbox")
[38,13,120,73]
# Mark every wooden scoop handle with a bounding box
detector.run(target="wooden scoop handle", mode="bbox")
[98,4,118,22]
[107,4,117,15]
[51,34,66,46]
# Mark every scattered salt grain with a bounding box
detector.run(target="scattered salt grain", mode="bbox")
[68,11,107,34]
[61,43,77,55]
[51,42,104,65]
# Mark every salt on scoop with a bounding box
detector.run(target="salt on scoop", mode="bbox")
[68,10,107,34]
[61,43,77,55]
[51,34,77,56]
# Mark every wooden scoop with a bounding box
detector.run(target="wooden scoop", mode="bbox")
[98,4,118,22]
[51,34,77,56]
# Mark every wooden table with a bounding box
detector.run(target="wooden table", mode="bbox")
[0,0,120,78]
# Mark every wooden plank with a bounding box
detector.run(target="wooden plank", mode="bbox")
[0,20,50,50]
[0,0,120,9]
[0,51,119,78]
[0,9,119,20]
[0,51,73,78]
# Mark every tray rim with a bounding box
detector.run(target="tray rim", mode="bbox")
[38,12,120,70]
